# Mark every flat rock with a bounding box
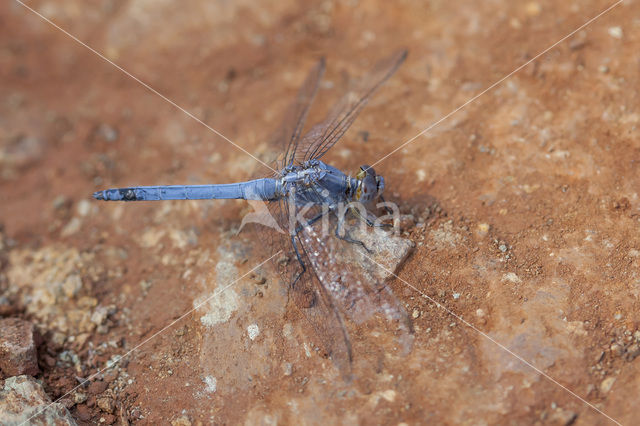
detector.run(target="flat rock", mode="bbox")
[0,317,40,377]
[348,224,414,282]
[0,375,76,425]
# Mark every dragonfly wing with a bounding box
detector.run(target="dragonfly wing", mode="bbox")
[295,49,407,164]
[265,198,353,377]
[288,238,353,377]
[267,58,325,169]
[299,215,414,354]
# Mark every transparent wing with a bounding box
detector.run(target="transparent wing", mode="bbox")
[299,214,414,355]
[265,197,353,377]
[294,49,407,164]
[268,58,325,169]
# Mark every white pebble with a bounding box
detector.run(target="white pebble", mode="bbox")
[77,200,91,216]
[608,26,623,39]
[203,376,217,393]
[247,324,260,340]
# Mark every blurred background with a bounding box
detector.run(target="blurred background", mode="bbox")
[1,0,638,424]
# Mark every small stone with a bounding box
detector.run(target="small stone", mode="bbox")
[412,309,420,319]
[76,200,91,217]
[43,354,57,368]
[502,272,522,284]
[203,376,217,393]
[452,293,460,300]
[626,344,640,361]
[95,124,119,142]
[139,279,152,292]
[101,413,116,424]
[87,381,108,395]
[61,217,81,237]
[524,2,541,17]
[0,318,40,376]
[103,369,119,384]
[247,324,260,340]
[600,376,616,393]
[549,408,577,425]
[76,404,92,421]
[283,363,293,376]
[610,343,624,357]
[380,389,397,402]
[608,26,623,39]
[0,375,75,425]
[498,244,508,253]
[74,391,88,404]
[91,305,116,326]
[96,396,115,414]
[172,415,192,426]
[476,223,490,237]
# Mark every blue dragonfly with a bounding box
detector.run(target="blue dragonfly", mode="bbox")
[94,50,413,375]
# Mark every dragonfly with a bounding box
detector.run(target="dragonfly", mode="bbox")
[93,50,413,376]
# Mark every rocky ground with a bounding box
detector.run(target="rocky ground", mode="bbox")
[1,0,639,424]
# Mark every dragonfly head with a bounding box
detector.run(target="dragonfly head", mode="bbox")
[355,165,384,203]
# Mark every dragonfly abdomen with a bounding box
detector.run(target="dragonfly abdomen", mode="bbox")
[93,178,280,201]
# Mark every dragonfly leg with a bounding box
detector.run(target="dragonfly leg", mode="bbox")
[293,211,326,235]
[378,195,395,216]
[290,234,307,287]
[336,209,372,253]
[349,205,392,229]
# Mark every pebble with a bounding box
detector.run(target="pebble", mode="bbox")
[61,217,82,237]
[96,395,115,414]
[91,305,116,326]
[0,375,76,425]
[476,223,490,237]
[100,413,116,424]
[76,404,92,421]
[524,2,541,17]
[600,376,616,393]
[95,124,119,142]
[172,415,192,426]
[87,381,109,395]
[0,318,40,376]
[247,324,260,340]
[502,272,522,284]
[76,200,91,217]
[74,390,88,404]
[548,408,577,425]
[283,363,293,376]
[610,343,624,357]
[203,375,217,393]
[608,26,623,39]
[626,343,640,361]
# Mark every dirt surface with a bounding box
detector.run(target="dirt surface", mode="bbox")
[1,0,639,424]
